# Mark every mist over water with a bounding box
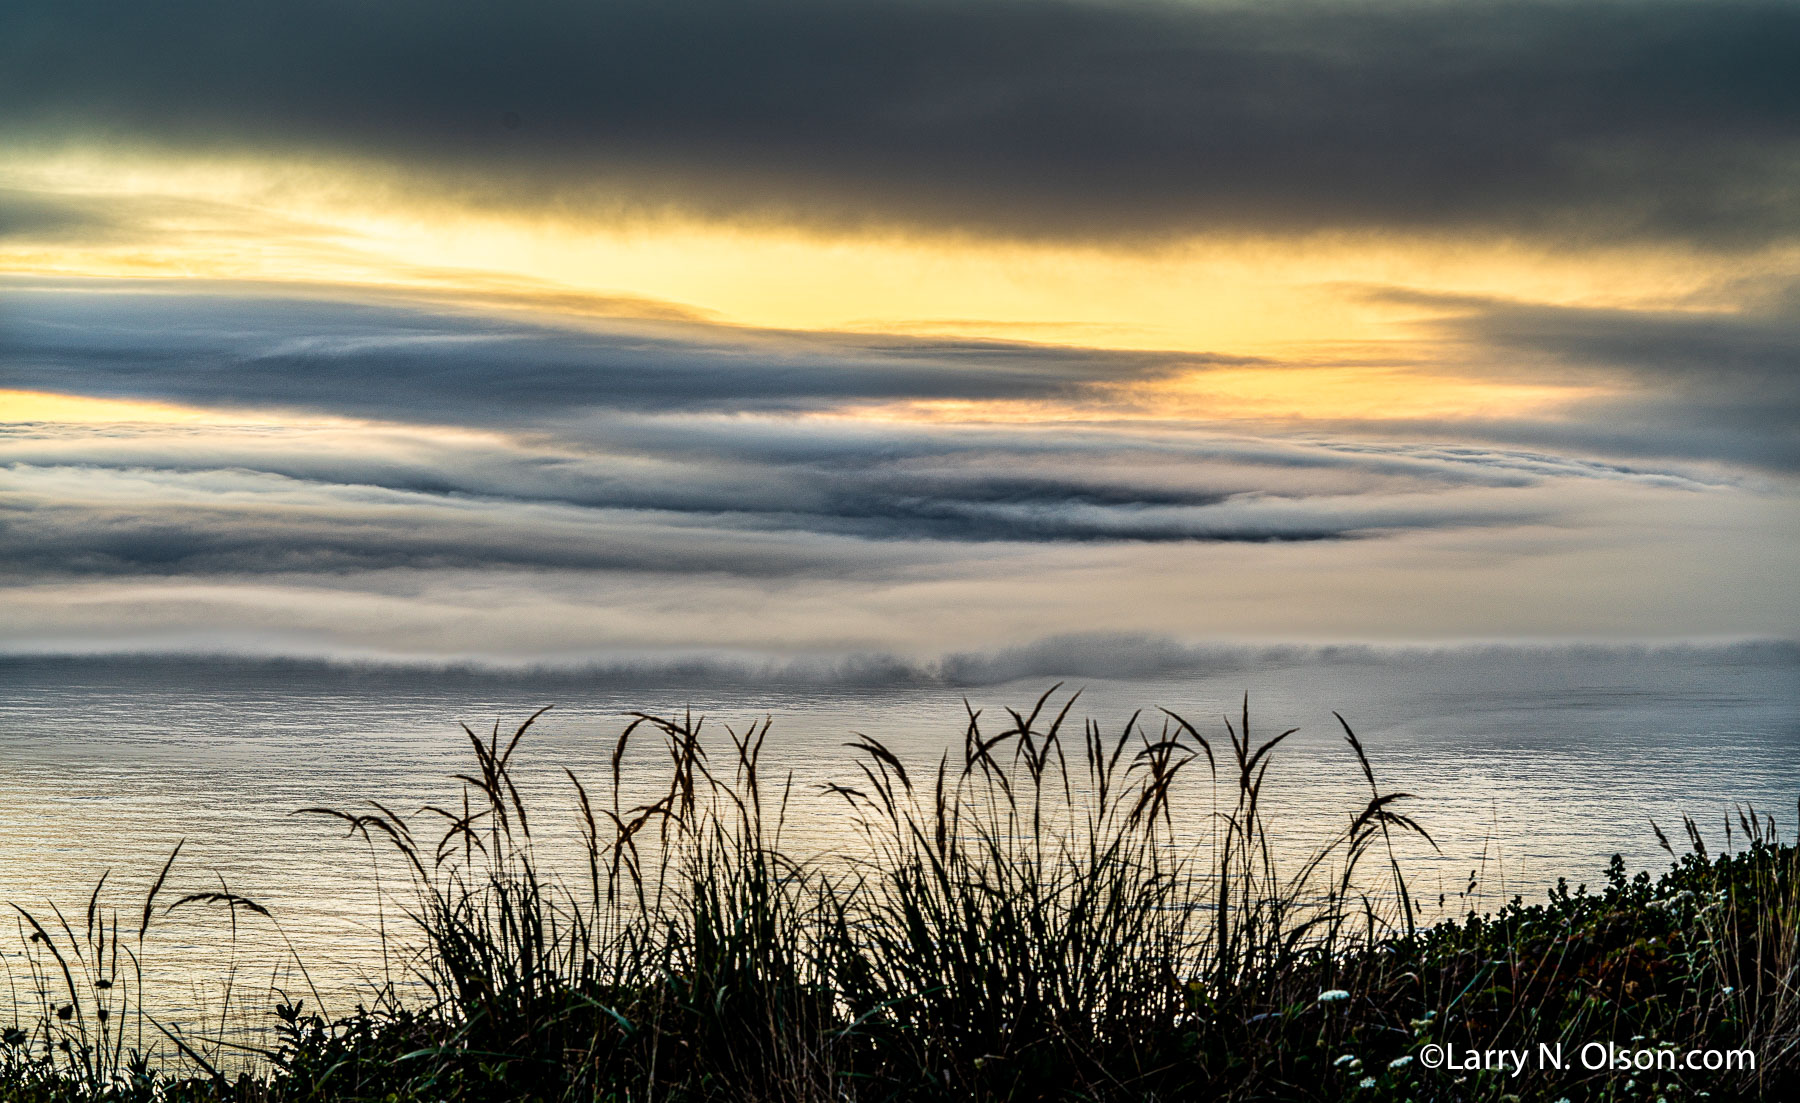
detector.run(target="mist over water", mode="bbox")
[1,640,1795,1016]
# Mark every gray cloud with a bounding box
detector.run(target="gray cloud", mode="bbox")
[0,189,118,241]
[10,277,1793,476]
[0,280,1206,418]
[1369,288,1800,471]
[0,431,1553,582]
[4,1,1799,244]
[0,471,903,578]
[3,410,1788,653]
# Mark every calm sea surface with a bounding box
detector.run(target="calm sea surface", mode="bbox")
[2,644,1795,1022]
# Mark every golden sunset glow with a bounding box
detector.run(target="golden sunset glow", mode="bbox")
[839,366,1607,426]
[0,147,1760,377]
[0,389,228,425]
[0,388,387,429]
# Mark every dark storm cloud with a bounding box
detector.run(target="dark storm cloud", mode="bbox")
[5,0,1800,243]
[0,281,1205,418]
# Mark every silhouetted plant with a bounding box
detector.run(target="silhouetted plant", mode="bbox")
[3,690,1794,1101]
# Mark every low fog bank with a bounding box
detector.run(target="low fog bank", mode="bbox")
[4,635,1793,694]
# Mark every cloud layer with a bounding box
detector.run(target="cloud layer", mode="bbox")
[8,277,1796,471]
[6,0,1800,243]
[0,280,1199,418]
[7,278,1796,658]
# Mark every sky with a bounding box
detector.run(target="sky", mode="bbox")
[1,0,1797,666]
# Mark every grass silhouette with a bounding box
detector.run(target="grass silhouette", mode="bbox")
[2,689,1794,1101]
